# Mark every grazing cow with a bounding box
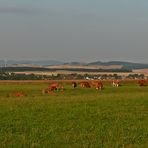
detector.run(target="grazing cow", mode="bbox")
[112,80,121,87]
[48,83,64,91]
[42,83,64,94]
[91,81,103,90]
[71,81,77,88]
[138,79,147,86]
[80,82,91,88]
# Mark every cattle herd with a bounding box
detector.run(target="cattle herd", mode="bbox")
[9,79,147,97]
[41,79,147,94]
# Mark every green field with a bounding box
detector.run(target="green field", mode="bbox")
[0,81,148,148]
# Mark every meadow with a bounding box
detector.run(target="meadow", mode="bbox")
[0,80,148,148]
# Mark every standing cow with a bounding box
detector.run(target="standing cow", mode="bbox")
[91,81,103,90]
[112,80,121,87]
[96,81,103,90]
[80,82,91,88]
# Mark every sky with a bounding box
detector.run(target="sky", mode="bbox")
[0,0,148,63]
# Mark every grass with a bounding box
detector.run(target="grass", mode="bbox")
[0,81,148,147]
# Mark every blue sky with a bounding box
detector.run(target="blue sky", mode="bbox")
[0,0,148,63]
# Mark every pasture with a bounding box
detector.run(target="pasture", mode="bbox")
[0,80,148,147]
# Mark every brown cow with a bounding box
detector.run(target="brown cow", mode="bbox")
[91,81,103,90]
[138,79,147,86]
[42,83,64,94]
[48,83,64,91]
[80,82,91,88]
[112,80,121,87]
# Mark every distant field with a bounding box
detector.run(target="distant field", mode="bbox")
[133,69,148,75]
[0,80,148,147]
[46,64,122,69]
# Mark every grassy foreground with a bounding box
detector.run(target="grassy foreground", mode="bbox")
[0,81,148,148]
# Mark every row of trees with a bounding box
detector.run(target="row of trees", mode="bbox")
[0,67,131,73]
[0,72,146,80]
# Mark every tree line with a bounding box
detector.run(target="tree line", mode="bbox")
[0,72,146,80]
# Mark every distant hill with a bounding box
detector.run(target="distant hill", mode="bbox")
[63,62,86,66]
[0,60,64,67]
[0,60,148,71]
[87,61,148,70]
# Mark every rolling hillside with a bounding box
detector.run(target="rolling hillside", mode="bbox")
[1,60,148,72]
